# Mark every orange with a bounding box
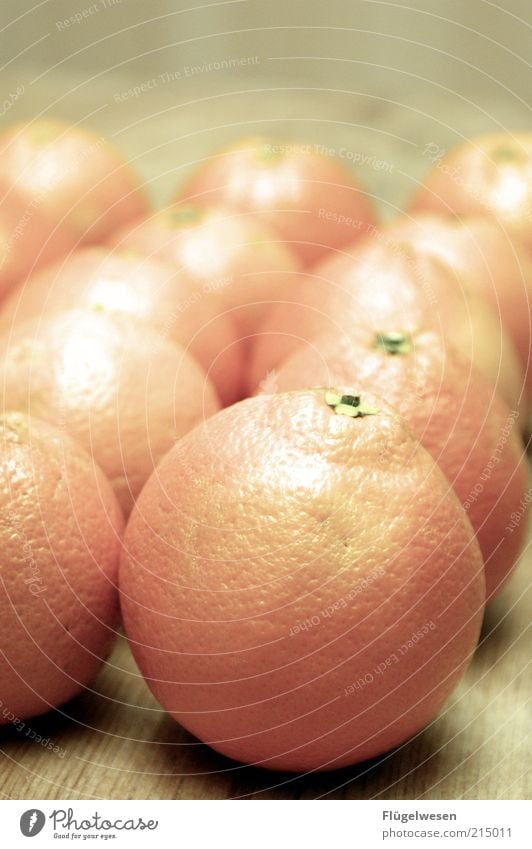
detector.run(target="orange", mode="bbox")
[271,329,528,599]
[0,119,149,246]
[174,136,377,266]
[120,390,485,772]
[249,237,524,414]
[0,309,220,515]
[108,203,301,340]
[409,133,532,254]
[0,118,148,300]
[383,213,532,415]
[0,247,243,406]
[0,188,73,300]
[0,412,123,723]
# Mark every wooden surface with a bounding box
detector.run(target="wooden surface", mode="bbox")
[0,67,531,800]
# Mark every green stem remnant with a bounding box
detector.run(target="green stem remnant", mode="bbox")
[492,146,520,163]
[257,142,283,162]
[168,206,204,227]
[375,331,412,355]
[325,391,379,418]
[120,248,143,261]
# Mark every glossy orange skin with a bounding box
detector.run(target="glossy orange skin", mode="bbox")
[384,213,532,407]
[120,390,485,772]
[0,413,123,723]
[109,203,301,341]
[0,310,220,514]
[0,247,243,406]
[410,134,532,254]
[249,236,524,416]
[173,137,377,266]
[271,330,528,599]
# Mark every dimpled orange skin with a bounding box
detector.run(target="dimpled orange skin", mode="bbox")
[108,204,301,340]
[0,412,123,723]
[272,330,528,600]
[120,390,485,772]
[173,136,377,266]
[0,310,220,515]
[0,119,149,246]
[0,247,243,406]
[409,133,532,254]
[249,238,524,415]
[383,213,532,410]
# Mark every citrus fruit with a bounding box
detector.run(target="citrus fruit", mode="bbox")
[0,119,149,246]
[120,389,485,772]
[383,213,532,413]
[0,310,220,514]
[0,412,123,723]
[249,237,524,414]
[108,203,300,339]
[271,329,528,599]
[409,133,532,253]
[0,187,73,299]
[174,136,377,266]
[0,247,243,406]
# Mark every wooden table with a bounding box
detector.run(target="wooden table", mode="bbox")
[0,69,531,800]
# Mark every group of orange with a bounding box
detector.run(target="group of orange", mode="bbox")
[0,121,530,772]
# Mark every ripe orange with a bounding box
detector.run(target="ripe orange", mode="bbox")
[0,412,123,723]
[108,203,300,339]
[271,329,528,599]
[383,213,532,414]
[409,133,532,253]
[0,247,243,406]
[0,310,220,514]
[0,119,149,246]
[249,237,524,414]
[0,188,73,300]
[174,136,377,266]
[120,390,485,772]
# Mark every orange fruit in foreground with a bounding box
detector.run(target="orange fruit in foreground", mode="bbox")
[271,330,528,599]
[409,133,532,254]
[0,247,243,406]
[120,390,485,772]
[109,204,300,339]
[0,310,220,514]
[174,136,377,266]
[249,238,524,415]
[0,412,123,723]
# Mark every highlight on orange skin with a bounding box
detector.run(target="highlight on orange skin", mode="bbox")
[409,133,532,254]
[108,203,302,340]
[173,136,377,266]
